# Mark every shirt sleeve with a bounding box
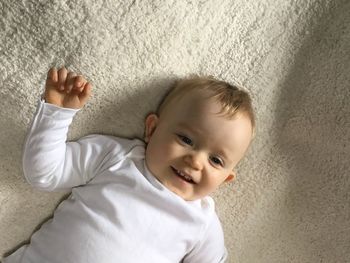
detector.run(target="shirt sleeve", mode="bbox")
[182,213,228,263]
[22,98,133,192]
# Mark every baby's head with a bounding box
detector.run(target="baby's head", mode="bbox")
[144,75,256,201]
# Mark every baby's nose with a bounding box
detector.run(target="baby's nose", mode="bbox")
[184,152,205,170]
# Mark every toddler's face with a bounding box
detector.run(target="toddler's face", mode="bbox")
[144,91,253,201]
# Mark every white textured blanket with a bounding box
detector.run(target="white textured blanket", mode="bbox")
[1,0,349,262]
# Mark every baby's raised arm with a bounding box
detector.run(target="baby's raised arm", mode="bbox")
[44,67,92,109]
[21,67,112,192]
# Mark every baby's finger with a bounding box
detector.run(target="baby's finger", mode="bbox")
[58,67,68,91]
[66,72,77,93]
[74,75,86,91]
[79,82,92,104]
[47,68,58,84]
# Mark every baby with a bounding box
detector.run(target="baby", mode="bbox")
[4,67,255,263]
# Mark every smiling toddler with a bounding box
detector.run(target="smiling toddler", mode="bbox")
[4,67,255,263]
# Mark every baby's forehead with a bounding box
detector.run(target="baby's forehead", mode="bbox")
[178,93,228,117]
[171,89,217,109]
[168,104,237,131]
[161,89,247,129]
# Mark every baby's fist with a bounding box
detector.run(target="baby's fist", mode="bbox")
[44,67,92,109]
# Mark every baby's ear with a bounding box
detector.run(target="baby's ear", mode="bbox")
[224,171,236,183]
[144,113,159,143]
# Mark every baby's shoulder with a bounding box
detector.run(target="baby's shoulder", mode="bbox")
[79,134,145,157]
[80,134,145,150]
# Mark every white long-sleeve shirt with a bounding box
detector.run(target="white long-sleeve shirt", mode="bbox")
[3,98,228,263]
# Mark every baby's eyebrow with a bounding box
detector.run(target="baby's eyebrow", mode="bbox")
[178,122,203,135]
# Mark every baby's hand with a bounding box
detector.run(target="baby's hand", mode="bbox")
[44,67,93,109]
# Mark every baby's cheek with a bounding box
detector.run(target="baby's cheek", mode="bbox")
[201,173,220,190]
[156,138,177,155]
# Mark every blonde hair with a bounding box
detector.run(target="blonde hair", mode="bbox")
[157,75,256,138]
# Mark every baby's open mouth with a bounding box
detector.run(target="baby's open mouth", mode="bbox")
[171,166,196,184]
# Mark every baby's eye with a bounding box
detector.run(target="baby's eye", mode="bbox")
[210,156,223,166]
[178,135,193,146]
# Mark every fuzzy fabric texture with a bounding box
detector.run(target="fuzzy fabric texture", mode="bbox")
[0,0,349,262]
